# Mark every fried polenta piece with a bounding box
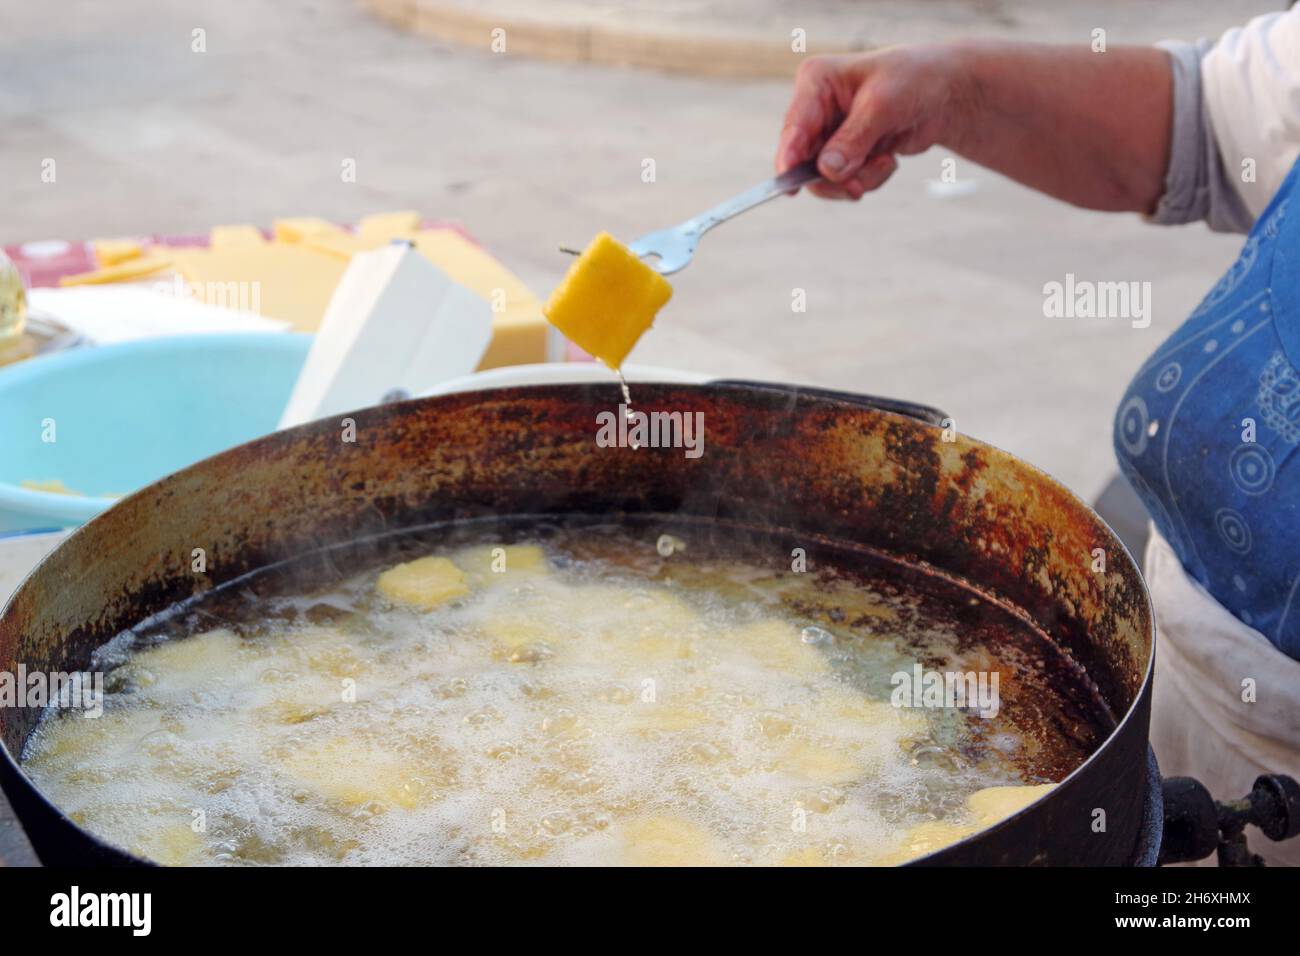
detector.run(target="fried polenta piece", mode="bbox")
[376,556,468,610]
[622,816,729,867]
[543,232,671,370]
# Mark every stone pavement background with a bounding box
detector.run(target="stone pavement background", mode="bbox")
[0,0,1283,500]
[371,0,1282,74]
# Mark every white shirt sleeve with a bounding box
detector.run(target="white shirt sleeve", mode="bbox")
[1201,9,1300,221]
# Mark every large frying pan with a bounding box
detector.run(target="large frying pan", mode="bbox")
[0,382,1155,865]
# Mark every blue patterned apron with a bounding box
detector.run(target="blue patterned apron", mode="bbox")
[1115,156,1300,659]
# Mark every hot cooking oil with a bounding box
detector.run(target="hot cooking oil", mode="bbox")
[21,517,1109,865]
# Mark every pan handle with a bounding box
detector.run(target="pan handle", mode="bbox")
[707,379,951,428]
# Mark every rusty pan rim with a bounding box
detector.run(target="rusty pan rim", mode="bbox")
[879,400,1156,862]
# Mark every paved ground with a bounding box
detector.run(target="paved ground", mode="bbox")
[390,0,1283,57]
[0,0,1282,500]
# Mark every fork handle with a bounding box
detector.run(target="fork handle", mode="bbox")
[685,160,821,235]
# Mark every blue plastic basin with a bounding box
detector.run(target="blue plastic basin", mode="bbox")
[0,333,310,532]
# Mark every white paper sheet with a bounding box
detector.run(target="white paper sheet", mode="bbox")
[28,284,289,344]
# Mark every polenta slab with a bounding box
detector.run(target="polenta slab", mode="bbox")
[543,232,671,369]
[376,556,468,610]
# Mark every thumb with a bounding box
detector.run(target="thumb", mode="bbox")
[818,91,894,182]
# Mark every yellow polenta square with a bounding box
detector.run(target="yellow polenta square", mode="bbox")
[376,556,468,610]
[543,232,672,369]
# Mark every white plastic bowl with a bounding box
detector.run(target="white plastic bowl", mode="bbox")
[416,362,710,398]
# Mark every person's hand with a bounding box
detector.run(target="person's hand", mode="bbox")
[776,46,969,200]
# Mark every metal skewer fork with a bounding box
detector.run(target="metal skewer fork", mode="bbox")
[625,160,822,275]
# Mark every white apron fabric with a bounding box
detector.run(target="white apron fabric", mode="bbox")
[1145,526,1300,865]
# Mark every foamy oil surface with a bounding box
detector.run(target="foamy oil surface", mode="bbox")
[21,519,1110,866]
